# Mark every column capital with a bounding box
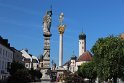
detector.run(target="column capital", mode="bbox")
[58,25,65,34]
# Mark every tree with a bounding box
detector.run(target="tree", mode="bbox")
[64,73,83,83]
[29,69,42,81]
[9,61,25,76]
[91,36,124,83]
[7,69,31,83]
[7,61,32,83]
[78,61,97,83]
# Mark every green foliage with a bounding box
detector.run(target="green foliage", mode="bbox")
[91,36,124,81]
[78,61,97,82]
[7,69,31,83]
[9,61,25,76]
[64,73,83,83]
[7,61,32,83]
[7,61,42,83]
[121,77,124,81]
[29,69,42,81]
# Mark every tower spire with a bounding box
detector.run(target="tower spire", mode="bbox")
[82,25,85,33]
[72,50,75,57]
[82,27,83,33]
[79,27,86,56]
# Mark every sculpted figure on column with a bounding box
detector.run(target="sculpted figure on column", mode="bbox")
[43,10,52,34]
[59,12,64,25]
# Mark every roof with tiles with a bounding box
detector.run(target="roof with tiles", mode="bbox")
[63,60,71,66]
[77,51,93,62]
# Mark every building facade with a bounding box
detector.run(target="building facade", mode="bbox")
[21,49,39,70]
[11,47,24,64]
[21,49,32,69]
[32,56,39,70]
[0,36,13,80]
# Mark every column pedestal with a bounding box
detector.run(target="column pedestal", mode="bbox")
[41,33,51,81]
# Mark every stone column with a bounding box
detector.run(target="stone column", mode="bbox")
[58,12,66,67]
[59,33,63,67]
[40,9,52,81]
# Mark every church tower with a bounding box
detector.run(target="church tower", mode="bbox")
[79,32,86,56]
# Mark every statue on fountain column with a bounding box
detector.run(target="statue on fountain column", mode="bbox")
[40,9,52,81]
[59,12,64,25]
[43,10,52,34]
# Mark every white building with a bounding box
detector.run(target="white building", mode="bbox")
[0,36,13,80]
[63,32,92,73]
[75,32,93,71]
[32,56,39,70]
[21,49,39,70]
[70,56,77,73]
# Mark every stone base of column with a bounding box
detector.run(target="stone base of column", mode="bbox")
[40,68,51,81]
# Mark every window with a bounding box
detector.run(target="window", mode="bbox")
[41,63,43,67]
[5,62,7,70]
[82,46,84,49]
[73,67,74,72]
[0,48,2,54]
[11,53,13,59]
[10,53,11,58]
[6,51,7,57]
[2,61,4,69]
[3,49,4,56]
[25,64,28,68]
[4,61,6,70]
[8,52,10,58]
[0,60,1,70]
[7,62,11,72]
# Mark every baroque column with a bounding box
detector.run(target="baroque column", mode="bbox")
[58,13,66,67]
[40,9,52,81]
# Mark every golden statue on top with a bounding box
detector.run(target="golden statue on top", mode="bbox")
[58,12,66,34]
